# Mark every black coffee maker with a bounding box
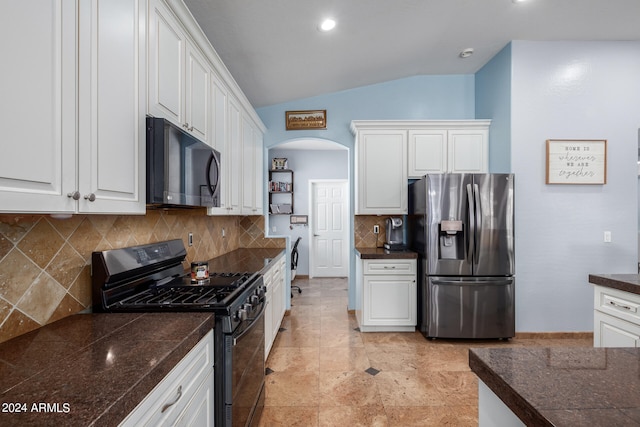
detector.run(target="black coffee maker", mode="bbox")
[384,217,405,250]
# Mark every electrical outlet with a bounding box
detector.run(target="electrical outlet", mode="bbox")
[221,228,225,238]
[604,231,612,243]
[188,232,193,246]
[373,225,379,235]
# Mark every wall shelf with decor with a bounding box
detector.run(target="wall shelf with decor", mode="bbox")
[268,169,294,215]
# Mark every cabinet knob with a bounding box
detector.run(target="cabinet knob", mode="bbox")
[84,193,96,202]
[67,191,80,200]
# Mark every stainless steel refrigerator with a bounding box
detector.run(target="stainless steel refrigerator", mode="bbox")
[408,174,515,339]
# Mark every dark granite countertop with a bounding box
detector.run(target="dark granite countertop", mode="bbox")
[355,247,418,259]
[469,347,640,426]
[0,312,214,426]
[589,274,640,296]
[0,249,284,425]
[205,247,285,274]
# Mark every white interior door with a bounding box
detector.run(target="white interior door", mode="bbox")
[310,180,348,277]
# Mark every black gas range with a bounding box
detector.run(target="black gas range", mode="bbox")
[91,239,266,427]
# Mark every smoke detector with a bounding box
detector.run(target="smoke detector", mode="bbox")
[459,48,474,58]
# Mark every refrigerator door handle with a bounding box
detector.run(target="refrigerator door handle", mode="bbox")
[466,183,475,262]
[473,183,482,265]
[431,279,513,286]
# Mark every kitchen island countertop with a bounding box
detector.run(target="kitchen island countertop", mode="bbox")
[589,273,640,296]
[470,346,640,426]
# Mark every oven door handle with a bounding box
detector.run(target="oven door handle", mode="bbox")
[233,301,266,345]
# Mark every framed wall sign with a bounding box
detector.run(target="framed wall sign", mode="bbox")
[545,139,607,185]
[285,110,326,130]
[290,215,308,225]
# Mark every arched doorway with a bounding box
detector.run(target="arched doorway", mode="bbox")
[266,138,351,301]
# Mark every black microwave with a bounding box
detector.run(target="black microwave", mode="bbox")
[146,117,221,208]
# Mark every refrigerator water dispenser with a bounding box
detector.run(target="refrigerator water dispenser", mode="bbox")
[439,220,464,260]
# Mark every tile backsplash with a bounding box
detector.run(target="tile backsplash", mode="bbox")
[0,211,283,343]
[354,216,388,248]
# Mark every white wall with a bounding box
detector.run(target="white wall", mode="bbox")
[268,148,349,275]
[511,41,640,331]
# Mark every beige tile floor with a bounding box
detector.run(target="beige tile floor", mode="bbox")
[259,277,592,426]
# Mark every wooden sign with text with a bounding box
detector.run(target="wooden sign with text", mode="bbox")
[546,139,607,184]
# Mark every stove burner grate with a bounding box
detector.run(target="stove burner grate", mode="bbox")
[117,284,240,308]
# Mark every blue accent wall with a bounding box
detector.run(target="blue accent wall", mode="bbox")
[255,41,640,333]
[475,43,512,173]
[257,74,475,310]
[256,74,475,149]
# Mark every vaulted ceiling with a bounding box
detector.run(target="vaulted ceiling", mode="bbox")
[183,0,640,108]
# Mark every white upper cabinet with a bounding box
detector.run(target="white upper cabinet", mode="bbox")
[148,0,210,144]
[354,128,408,215]
[0,1,77,213]
[151,0,266,217]
[78,0,146,214]
[408,130,448,175]
[0,0,145,214]
[185,40,210,143]
[226,99,243,215]
[353,120,490,215]
[408,122,490,177]
[209,95,243,215]
[447,128,489,174]
[147,0,184,124]
[241,117,264,215]
[210,73,228,154]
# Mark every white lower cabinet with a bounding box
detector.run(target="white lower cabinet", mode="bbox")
[594,285,640,347]
[356,258,417,332]
[595,311,640,347]
[264,253,286,360]
[120,331,214,427]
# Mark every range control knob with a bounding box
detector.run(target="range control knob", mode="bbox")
[243,303,253,313]
[250,295,259,305]
[236,309,248,321]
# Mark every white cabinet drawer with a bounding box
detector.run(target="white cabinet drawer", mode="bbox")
[594,285,640,326]
[120,330,214,427]
[262,253,285,286]
[594,310,640,348]
[364,259,416,275]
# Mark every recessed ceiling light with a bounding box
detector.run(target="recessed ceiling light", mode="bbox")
[319,18,336,32]
[512,0,528,3]
[459,48,474,58]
